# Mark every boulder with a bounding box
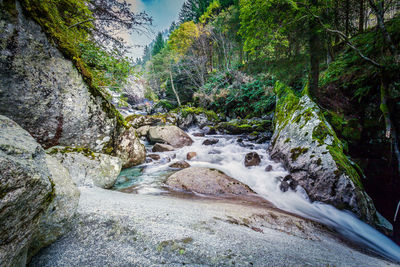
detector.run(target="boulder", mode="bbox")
[244,152,261,167]
[187,152,197,160]
[269,82,385,231]
[202,139,219,146]
[126,114,164,128]
[137,125,151,137]
[169,161,191,169]
[148,126,193,148]
[48,147,122,189]
[113,127,146,168]
[265,165,273,172]
[166,167,255,196]
[0,115,52,267]
[193,132,205,137]
[148,154,161,161]
[0,4,121,152]
[152,143,175,152]
[28,155,80,260]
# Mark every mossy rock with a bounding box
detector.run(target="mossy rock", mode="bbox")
[269,81,382,231]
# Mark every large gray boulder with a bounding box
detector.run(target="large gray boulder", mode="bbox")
[48,147,122,189]
[28,155,80,260]
[166,167,255,196]
[148,126,193,148]
[269,83,387,231]
[0,115,52,267]
[112,127,146,168]
[0,2,120,152]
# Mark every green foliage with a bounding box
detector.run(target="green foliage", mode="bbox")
[79,42,133,91]
[199,0,221,24]
[202,71,276,117]
[168,21,200,57]
[152,32,165,56]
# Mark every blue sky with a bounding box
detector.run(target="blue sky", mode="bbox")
[125,0,185,59]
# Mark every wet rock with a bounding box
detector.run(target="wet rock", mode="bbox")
[28,155,80,260]
[203,126,217,135]
[148,154,161,161]
[265,165,273,172]
[136,125,151,137]
[187,152,197,160]
[269,85,382,230]
[126,114,164,128]
[113,127,146,168]
[166,167,255,196]
[202,138,219,146]
[0,115,52,266]
[152,143,175,152]
[244,152,261,167]
[148,126,193,148]
[47,146,122,189]
[208,150,222,155]
[280,180,290,192]
[193,132,205,137]
[169,161,191,169]
[247,135,258,142]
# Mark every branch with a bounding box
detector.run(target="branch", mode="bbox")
[308,11,383,68]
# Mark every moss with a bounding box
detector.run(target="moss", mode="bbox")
[274,81,364,189]
[48,146,96,159]
[19,0,128,144]
[312,123,330,146]
[2,0,18,16]
[290,147,309,161]
[173,106,219,122]
[316,158,322,166]
[284,138,291,143]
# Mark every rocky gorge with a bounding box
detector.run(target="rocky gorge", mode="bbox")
[1,1,400,266]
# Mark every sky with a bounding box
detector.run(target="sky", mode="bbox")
[124,0,186,59]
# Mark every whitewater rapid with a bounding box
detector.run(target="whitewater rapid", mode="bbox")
[114,129,400,263]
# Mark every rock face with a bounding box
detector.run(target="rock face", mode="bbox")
[269,82,384,230]
[48,147,122,189]
[112,127,146,168]
[0,3,124,153]
[0,115,52,267]
[28,155,80,260]
[148,126,193,148]
[166,167,255,196]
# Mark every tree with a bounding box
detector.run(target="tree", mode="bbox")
[179,0,213,23]
[152,32,165,56]
[69,0,152,53]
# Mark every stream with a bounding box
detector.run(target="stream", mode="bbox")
[113,128,400,263]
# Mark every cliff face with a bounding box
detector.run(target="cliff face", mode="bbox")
[0,1,118,151]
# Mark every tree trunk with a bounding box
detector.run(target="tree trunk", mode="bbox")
[359,0,365,32]
[368,0,399,63]
[169,69,181,106]
[345,0,350,36]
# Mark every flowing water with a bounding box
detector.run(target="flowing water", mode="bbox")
[113,128,400,263]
